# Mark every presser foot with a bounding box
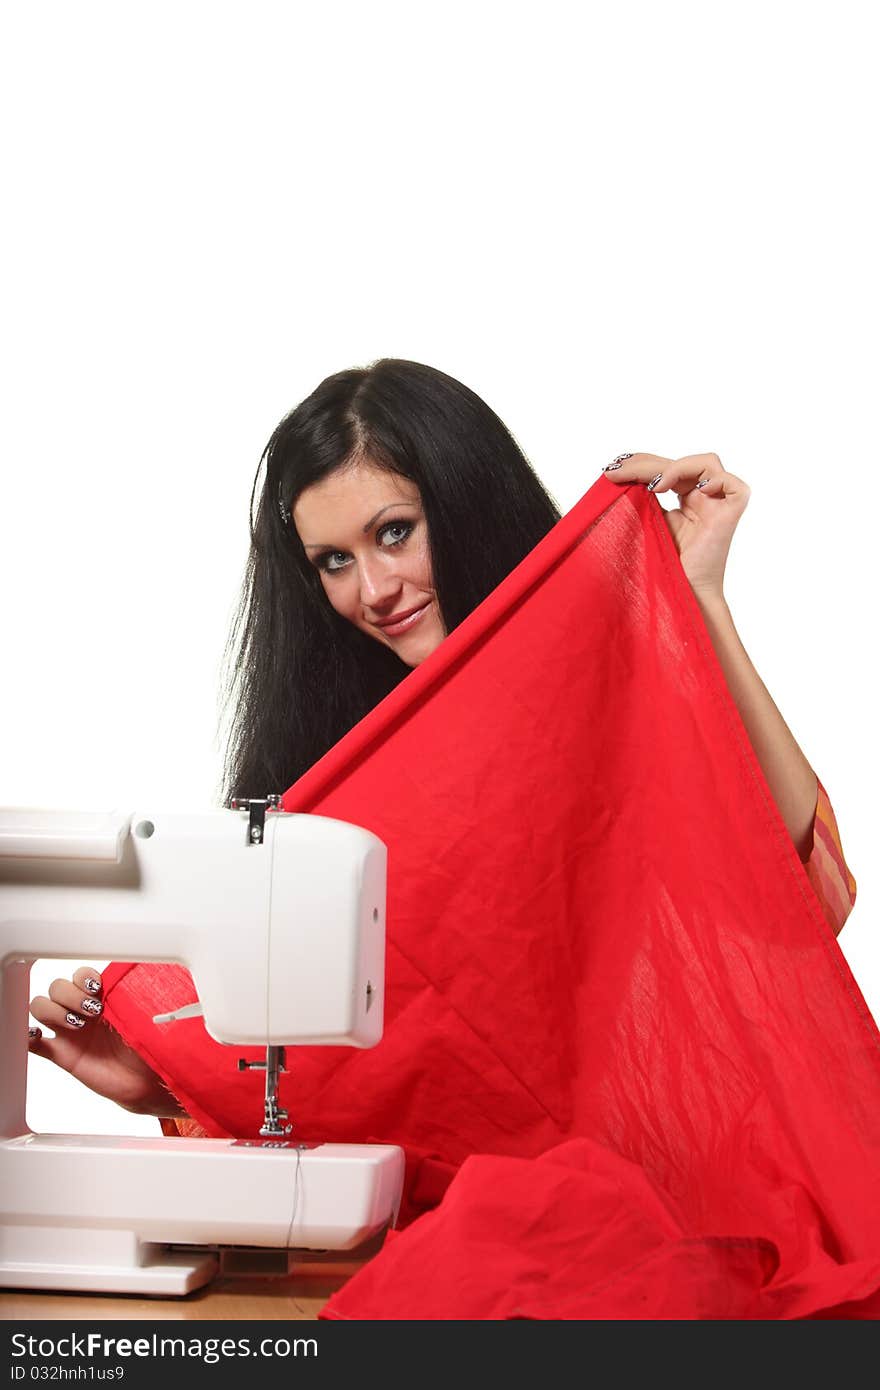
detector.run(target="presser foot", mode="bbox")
[259,1118,293,1139]
[259,1072,292,1138]
[238,1043,293,1138]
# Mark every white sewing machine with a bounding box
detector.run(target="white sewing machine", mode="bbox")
[0,799,405,1295]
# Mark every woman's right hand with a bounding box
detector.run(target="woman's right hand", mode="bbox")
[28,966,186,1118]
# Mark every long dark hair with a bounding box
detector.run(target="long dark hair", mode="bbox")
[218,358,562,803]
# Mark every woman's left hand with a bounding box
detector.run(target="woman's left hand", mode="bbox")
[602,452,750,601]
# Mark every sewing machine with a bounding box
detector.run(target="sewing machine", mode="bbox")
[0,799,405,1295]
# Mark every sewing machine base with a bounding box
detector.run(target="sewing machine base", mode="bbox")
[0,1238,219,1296]
[0,1133,405,1296]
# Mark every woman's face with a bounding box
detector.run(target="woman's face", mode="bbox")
[292,458,447,667]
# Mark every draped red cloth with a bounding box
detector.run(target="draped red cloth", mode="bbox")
[102,477,880,1320]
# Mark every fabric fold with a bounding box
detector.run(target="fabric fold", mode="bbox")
[103,476,877,1319]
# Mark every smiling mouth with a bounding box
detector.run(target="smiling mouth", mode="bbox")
[375,602,431,637]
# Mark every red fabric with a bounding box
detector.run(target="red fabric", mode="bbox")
[102,477,880,1320]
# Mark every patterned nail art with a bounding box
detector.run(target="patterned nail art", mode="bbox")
[647,473,663,491]
[65,1013,86,1028]
[28,1026,42,1038]
[695,479,710,490]
[80,998,103,1016]
[84,978,102,994]
[603,453,634,472]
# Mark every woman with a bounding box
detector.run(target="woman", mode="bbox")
[27,357,857,1118]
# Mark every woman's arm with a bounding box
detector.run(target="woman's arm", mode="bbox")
[693,591,819,863]
[694,595,857,937]
[599,455,854,930]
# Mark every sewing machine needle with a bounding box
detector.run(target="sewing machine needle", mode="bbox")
[260,1044,292,1138]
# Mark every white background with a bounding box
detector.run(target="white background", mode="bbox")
[2,1,876,1137]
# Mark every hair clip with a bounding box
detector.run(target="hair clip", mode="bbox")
[278,496,290,526]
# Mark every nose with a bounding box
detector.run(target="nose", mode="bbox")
[358,551,402,611]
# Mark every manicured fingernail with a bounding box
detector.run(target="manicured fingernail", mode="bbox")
[647,473,663,491]
[603,462,623,473]
[603,453,634,472]
[28,1026,42,1039]
[65,1013,86,1029]
[84,977,102,994]
[80,998,103,1016]
[695,479,710,490]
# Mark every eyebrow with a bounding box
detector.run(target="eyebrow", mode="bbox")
[302,500,420,551]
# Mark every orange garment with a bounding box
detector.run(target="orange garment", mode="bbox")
[806,779,857,937]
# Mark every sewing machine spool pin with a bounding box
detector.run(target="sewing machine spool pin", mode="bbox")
[230,794,283,846]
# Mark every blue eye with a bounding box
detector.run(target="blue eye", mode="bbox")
[316,519,414,575]
[320,551,350,574]
[380,521,412,547]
